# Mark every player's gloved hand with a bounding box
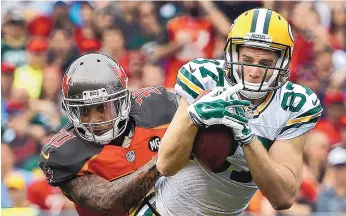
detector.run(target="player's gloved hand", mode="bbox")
[187,83,250,131]
[229,104,256,146]
[188,83,256,146]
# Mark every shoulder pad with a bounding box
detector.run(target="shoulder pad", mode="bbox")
[131,86,178,128]
[39,128,102,186]
[175,58,225,104]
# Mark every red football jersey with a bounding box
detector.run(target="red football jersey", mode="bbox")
[40,87,178,216]
[164,15,216,88]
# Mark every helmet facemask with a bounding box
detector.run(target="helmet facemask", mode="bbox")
[63,88,131,144]
[224,35,292,99]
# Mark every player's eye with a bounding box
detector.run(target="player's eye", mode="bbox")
[259,61,273,67]
[97,104,107,113]
[80,107,89,117]
[242,59,252,64]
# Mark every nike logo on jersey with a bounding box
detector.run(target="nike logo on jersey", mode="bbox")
[189,64,196,73]
[41,151,50,160]
[312,98,318,106]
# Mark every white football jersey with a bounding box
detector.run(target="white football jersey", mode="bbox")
[155,58,322,216]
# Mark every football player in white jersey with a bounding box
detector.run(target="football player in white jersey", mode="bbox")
[129,8,323,216]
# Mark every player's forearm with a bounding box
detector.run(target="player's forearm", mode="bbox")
[243,138,297,210]
[106,159,160,213]
[60,158,160,214]
[157,99,198,176]
[204,5,231,36]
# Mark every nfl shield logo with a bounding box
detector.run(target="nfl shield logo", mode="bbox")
[126,150,136,163]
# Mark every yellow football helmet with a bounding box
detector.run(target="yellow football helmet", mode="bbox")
[224,8,294,99]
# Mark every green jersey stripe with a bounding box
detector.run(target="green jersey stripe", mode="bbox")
[252,91,277,118]
[258,136,274,151]
[279,116,321,135]
[179,67,205,90]
[176,78,199,99]
[296,104,323,119]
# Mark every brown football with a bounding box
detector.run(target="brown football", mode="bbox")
[192,124,234,172]
[191,89,235,172]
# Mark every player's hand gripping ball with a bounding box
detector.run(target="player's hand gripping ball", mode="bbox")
[188,84,250,172]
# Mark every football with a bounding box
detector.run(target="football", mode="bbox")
[192,124,234,172]
[191,89,234,172]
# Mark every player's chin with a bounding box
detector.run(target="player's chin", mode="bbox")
[92,130,103,136]
[90,126,113,136]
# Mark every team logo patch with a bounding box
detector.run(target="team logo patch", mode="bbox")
[148,136,161,152]
[126,150,136,163]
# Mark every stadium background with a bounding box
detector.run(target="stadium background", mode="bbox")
[1,1,346,215]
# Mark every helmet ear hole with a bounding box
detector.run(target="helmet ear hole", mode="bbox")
[97,59,100,62]
[274,50,281,59]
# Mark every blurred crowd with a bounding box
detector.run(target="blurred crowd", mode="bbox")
[1,1,346,215]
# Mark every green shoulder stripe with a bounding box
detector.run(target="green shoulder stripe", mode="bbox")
[176,78,199,99]
[279,115,321,135]
[179,67,205,90]
[296,104,323,119]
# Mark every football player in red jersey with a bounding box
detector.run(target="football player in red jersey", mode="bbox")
[39,53,177,216]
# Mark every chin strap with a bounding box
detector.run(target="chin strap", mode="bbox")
[239,89,267,100]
